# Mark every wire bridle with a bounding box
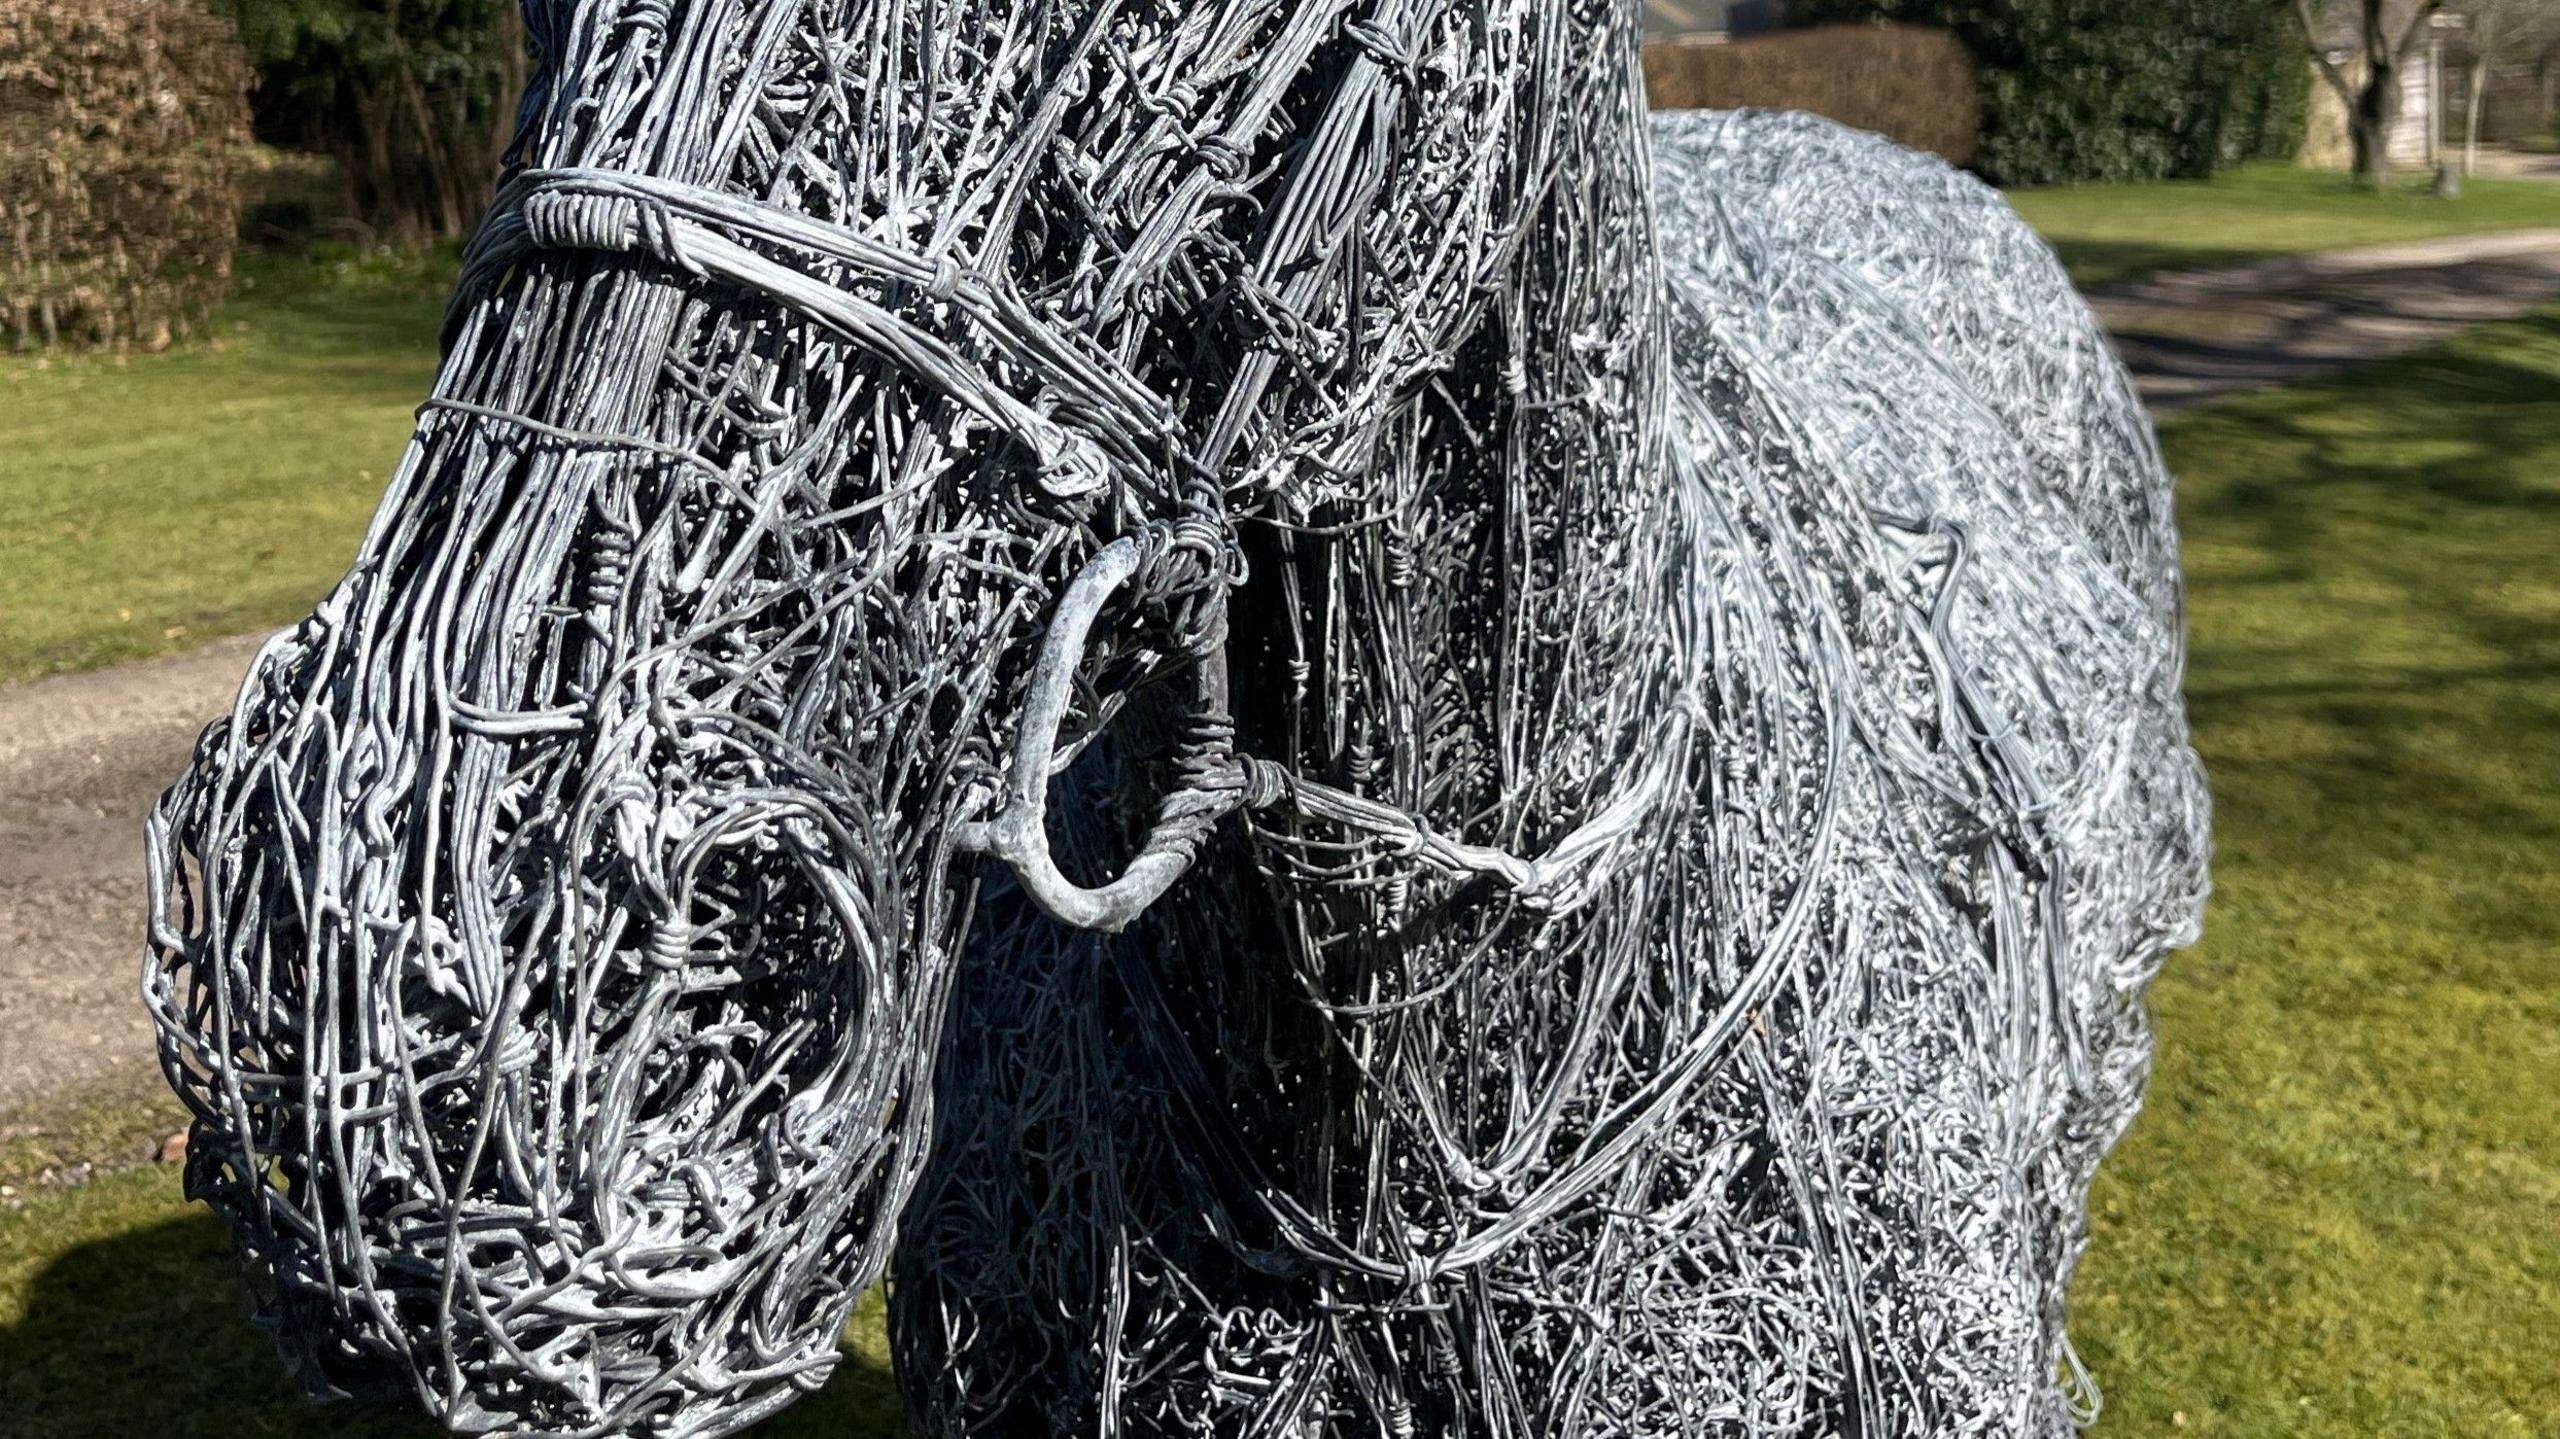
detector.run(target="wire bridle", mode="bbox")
[463,165,1684,935]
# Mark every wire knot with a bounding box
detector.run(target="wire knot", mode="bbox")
[1192,134,1250,182]
[1137,516,1236,655]
[1402,1252,1440,1292]
[645,921,694,972]
[925,251,964,303]
[523,189,644,255]
[616,0,672,31]
[517,182,701,278]
[1342,18,1414,74]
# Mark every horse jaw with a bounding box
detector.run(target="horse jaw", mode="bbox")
[143,263,1025,1433]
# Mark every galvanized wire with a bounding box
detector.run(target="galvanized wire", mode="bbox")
[142,3,2208,1435]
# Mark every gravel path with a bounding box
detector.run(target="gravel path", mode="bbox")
[2087,229,2560,412]
[6,227,2557,1138]
[2470,146,2560,183]
[0,636,261,1131]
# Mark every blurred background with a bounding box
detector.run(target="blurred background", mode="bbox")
[3,1,2554,1435]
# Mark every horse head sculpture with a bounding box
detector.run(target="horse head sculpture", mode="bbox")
[145,2,2208,1436]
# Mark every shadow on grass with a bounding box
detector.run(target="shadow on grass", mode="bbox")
[2045,240,2280,291]
[2107,261,2560,412]
[2061,306,2560,1434]
[0,1206,906,1439]
[2164,311,2560,856]
[2172,309,2560,599]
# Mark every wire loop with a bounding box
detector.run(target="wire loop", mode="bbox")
[955,537,1246,932]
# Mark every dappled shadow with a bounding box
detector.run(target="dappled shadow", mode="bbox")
[2187,665,2560,849]
[0,1205,907,1438]
[2044,240,2283,291]
[2107,257,2560,410]
[2165,308,2560,864]
[2175,311,2560,585]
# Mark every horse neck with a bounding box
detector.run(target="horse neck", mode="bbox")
[1132,20,1671,1261]
[1231,16,1667,868]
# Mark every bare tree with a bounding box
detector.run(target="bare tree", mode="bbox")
[2448,0,2560,171]
[2298,0,2448,186]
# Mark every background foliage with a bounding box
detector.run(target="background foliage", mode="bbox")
[1643,23,1983,165]
[1788,0,2312,184]
[0,0,254,350]
[213,0,522,243]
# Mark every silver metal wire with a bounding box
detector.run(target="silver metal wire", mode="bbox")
[142,3,2208,1435]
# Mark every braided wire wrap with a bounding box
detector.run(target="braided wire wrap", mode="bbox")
[140,0,2207,1433]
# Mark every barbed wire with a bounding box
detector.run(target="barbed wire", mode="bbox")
[143,2,2207,1435]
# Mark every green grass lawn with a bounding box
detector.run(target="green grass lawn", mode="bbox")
[2010,163,2560,289]
[2067,309,2560,1434]
[0,250,448,685]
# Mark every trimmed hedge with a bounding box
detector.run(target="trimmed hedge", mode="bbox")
[0,0,253,349]
[1788,1,2310,186]
[1644,24,1982,167]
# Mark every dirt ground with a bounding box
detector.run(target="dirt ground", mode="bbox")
[0,636,261,1148]
[2087,229,2560,411]
[2471,145,2560,183]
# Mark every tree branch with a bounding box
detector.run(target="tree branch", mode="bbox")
[2296,0,2362,105]
[2394,0,2448,64]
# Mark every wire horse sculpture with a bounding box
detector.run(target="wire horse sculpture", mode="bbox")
[143,1,2209,1435]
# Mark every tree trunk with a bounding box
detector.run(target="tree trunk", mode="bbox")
[2466,55,2490,175]
[2355,58,2402,187]
[496,6,528,168]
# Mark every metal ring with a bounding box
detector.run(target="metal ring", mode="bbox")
[956,536,1241,932]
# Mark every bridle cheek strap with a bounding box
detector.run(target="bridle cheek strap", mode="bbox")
[466,167,1678,934]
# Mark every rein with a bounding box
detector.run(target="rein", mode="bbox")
[460,166,1688,934]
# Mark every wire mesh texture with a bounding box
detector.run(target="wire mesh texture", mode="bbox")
[141,2,2209,1436]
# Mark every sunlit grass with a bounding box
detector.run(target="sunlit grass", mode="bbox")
[2009,163,2560,289]
[2067,308,2560,1435]
[0,249,449,685]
